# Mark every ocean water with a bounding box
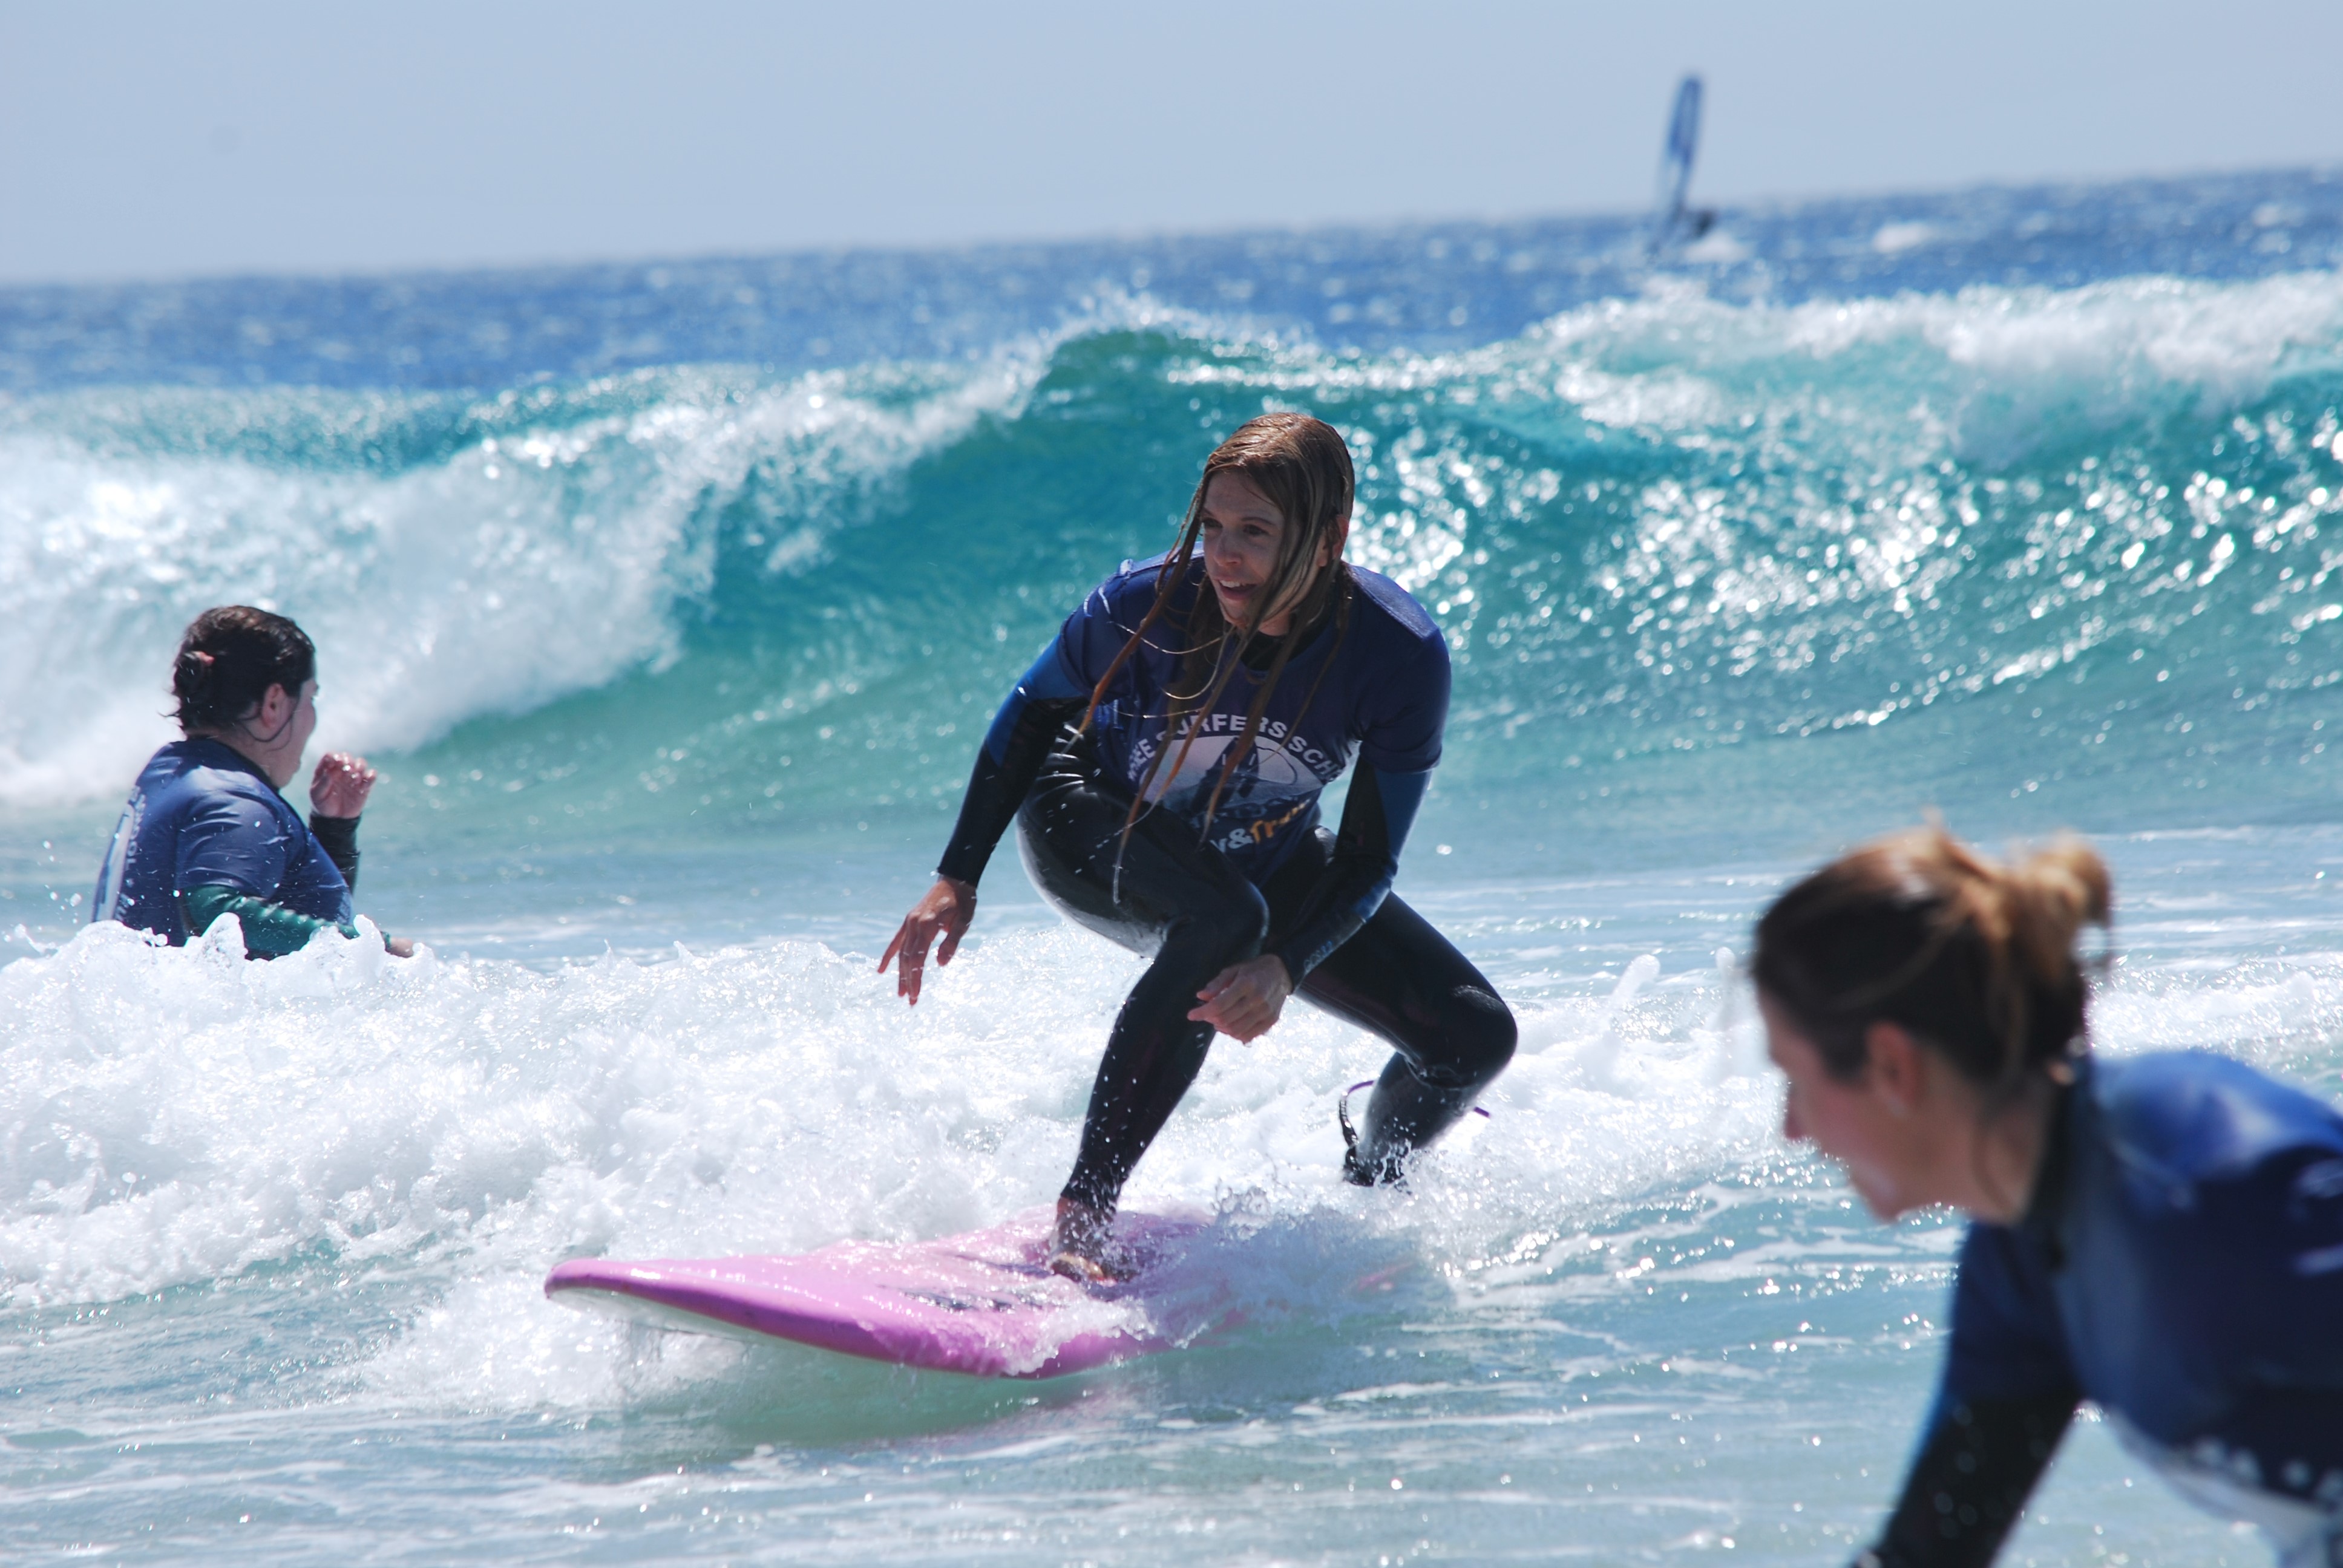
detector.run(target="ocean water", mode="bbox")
[5,168,2343,1564]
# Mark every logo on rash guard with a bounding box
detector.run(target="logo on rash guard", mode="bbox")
[1126,714,1345,849]
[1221,794,1318,852]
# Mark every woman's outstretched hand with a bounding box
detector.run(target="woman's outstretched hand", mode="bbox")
[310,752,378,817]
[879,876,976,1005]
[1190,955,1293,1043]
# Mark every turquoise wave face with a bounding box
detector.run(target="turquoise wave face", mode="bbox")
[405,277,2343,869]
[7,272,2343,881]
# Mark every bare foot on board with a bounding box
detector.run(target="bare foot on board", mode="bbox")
[1046,1197,1126,1283]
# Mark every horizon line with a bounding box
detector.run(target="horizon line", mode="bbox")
[4,161,2337,298]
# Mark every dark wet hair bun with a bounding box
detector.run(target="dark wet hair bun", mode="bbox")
[171,606,316,733]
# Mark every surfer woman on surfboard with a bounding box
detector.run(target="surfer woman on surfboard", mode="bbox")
[1755,826,2343,1568]
[882,413,1515,1281]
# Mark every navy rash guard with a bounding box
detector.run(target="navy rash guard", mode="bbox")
[937,557,1449,979]
[1870,1050,2343,1568]
[93,737,357,952]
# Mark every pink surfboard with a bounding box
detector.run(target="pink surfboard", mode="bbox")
[543,1209,1220,1379]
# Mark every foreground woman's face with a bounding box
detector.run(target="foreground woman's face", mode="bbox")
[1199,471,1293,633]
[1762,995,1931,1221]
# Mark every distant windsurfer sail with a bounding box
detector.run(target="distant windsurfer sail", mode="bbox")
[1650,73,1717,254]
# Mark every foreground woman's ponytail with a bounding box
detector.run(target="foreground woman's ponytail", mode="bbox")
[1752,825,2112,1094]
[171,606,316,733]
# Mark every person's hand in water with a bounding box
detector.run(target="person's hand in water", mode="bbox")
[309,752,378,817]
[1190,955,1293,1042]
[880,876,976,1004]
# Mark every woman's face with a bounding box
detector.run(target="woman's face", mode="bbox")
[1763,994,1944,1221]
[1200,471,1345,637]
[1199,471,1289,632]
[283,678,320,761]
[236,678,319,788]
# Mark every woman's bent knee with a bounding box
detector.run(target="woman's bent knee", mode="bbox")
[1165,883,1270,973]
[1395,985,1515,1091]
[1452,985,1517,1080]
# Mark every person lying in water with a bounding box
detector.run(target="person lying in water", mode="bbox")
[93,604,413,959]
[881,413,1516,1281]
[1754,825,2343,1568]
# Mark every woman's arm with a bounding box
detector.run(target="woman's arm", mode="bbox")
[1187,629,1441,1040]
[883,636,1089,1003]
[936,637,1090,886]
[1857,1393,2078,1568]
[309,813,361,889]
[1141,572,1447,1039]
[180,884,359,958]
[1266,764,1432,982]
[1856,1225,2080,1567]
[1185,762,1430,1041]
[1260,576,1452,982]
[307,752,378,889]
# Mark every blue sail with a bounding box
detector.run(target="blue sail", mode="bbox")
[1651,73,1717,252]
[1659,74,1701,217]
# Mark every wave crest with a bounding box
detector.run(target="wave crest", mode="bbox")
[0,360,1034,804]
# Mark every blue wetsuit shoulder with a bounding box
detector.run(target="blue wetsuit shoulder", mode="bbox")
[93,739,353,944]
[1343,566,1450,776]
[1941,1051,2343,1498]
[976,557,1170,765]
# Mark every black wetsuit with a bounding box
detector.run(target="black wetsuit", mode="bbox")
[936,556,1516,1217]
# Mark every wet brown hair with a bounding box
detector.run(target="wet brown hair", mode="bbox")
[171,606,316,734]
[1752,825,2112,1095]
[1080,413,1357,851]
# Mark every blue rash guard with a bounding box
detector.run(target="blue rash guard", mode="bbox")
[937,556,1449,979]
[1870,1050,2343,1568]
[92,737,359,956]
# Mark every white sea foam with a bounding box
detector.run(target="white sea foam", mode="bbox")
[0,915,1789,1407]
[1518,267,2343,454]
[1871,221,1943,256]
[10,903,2332,1417]
[0,360,1034,806]
[1162,267,2343,440]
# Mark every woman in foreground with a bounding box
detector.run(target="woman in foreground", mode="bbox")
[1754,826,2343,1568]
[94,604,410,958]
[882,414,1515,1280]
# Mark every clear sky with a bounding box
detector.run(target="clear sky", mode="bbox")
[4,1,2339,286]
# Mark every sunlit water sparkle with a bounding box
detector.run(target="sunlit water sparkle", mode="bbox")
[5,168,2343,1564]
